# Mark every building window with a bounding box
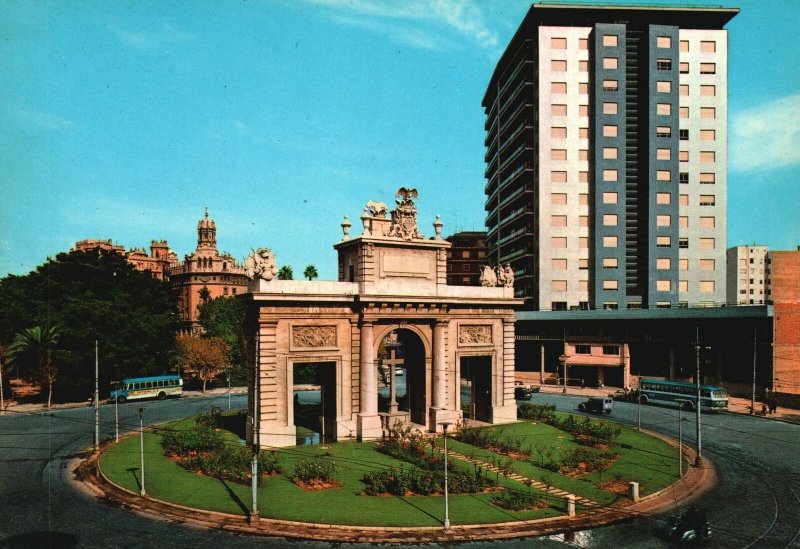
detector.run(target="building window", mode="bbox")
[603,257,618,269]
[657,280,671,292]
[679,280,689,292]
[657,258,671,269]
[679,150,689,162]
[602,191,618,204]
[603,214,618,226]
[579,172,589,183]
[700,280,716,292]
[551,60,567,71]
[679,129,689,140]
[679,172,689,184]
[603,125,618,137]
[551,215,567,227]
[700,259,715,270]
[657,170,671,182]
[552,258,567,270]
[552,104,567,116]
[700,40,716,52]
[657,192,671,204]
[700,107,716,119]
[579,237,588,249]
[579,215,588,227]
[657,103,672,116]
[551,192,568,204]
[680,40,689,52]
[699,194,716,206]
[700,129,716,141]
[551,82,567,94]
[603,102,618,114]
[679,216,688,228]
[657,36,672,48]
[579,60,589,72]
[603,57,618,69]
[603,169,618,181]
[656,126,671,137]
[603,279,619,290]
[657,214,671,226]
[699,238,715,250]
[657,148,671,160]
[552,280,568,292]
[550,171,567,183]
[603,302,619,310]
[656,58,672,70]
[579,149,589,160]
[579,258,589,270]
[603,345,620,355]
[700,85,716,97]
[603,147,618,159]
[700,151,716,163]
[579,38,589,50]
[680,259,689,271]
[603,236,618,247]
[575,344,591,354]
[603,34,618,47]
[700,62,716,74]
[699,172,716,184]
[463,264,470,272]
[657,81,671,93]
[579,127,589,138]
[551,149,567,160]
[552,237,568,248]
[552,301,568,311]
[680,106,689,119]
[551,37,567,49]
[679,84,689,96]
[602,79,618,91]
[679,238,689,249]
[579,192,589,204]
[679,194,689,206]
[551,126,567,138]
[657,236,672,248]
[579,105,589,116]
[579,82,589,94]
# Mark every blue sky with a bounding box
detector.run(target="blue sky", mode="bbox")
[2,0,798,280]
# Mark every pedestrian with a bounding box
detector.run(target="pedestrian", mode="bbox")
[761,403,768,416]
[770,396,778,414]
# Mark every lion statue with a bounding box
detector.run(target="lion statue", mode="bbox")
[244,247,278,281]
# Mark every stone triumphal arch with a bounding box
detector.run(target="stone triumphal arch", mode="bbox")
[244,189,522,447]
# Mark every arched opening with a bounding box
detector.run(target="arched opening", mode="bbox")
[291,361,336,445]
[377,329,427,425]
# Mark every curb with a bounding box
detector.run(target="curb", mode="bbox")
[76,426,718,543]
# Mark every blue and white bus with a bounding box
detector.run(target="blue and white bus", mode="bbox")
[109,375,183,403]
[639,379,728,412]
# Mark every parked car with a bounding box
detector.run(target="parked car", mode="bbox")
[514,384,540,400]
[578,397,613,414]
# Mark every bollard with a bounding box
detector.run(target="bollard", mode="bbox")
[565,494,575,517]
[628,481,640,502]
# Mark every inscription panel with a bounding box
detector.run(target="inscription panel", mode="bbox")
[379,250,433,279]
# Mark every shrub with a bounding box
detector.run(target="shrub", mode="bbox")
[161,425,223,456]
[492,490,541,511]
[547,446,617,475]
[178,446,282,485]
[456,426,529,457]
[290,458,336,483]
[517,403,556,422]
[361,467,493,496]
[196,406,223,431]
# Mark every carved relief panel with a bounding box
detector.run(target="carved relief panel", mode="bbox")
[458,324,493,346]
[291,325,338,350]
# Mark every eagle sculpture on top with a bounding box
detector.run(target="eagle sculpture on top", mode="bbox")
[387,187,423,241]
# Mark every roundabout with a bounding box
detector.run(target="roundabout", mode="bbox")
[77,406,717,543]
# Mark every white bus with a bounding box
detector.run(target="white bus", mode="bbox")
[639,379,728,412]
[109,375,183,403]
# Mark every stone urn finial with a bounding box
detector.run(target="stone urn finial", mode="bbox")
[341,215,352,240]
[361,208,372,236]
[433,214,443,240]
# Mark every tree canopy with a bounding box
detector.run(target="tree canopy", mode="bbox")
[174,334,229,392]
[0,250,178,401]
[278,265,293,280]
[199,296,247,380]
[7,324,61,407]
[303,264,318,281]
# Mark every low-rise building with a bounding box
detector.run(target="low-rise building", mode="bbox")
[446,231,487,286]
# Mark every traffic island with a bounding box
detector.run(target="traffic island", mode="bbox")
[76,411,719,543]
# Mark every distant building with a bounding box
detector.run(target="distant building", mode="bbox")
[73,238,178,280]
[169,209,248,331]
[726,245,769,305]
[446,231,487,286]
[770,247,800,402]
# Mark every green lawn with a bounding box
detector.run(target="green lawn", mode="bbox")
[99,413,680,526]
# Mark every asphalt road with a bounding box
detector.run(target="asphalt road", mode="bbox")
[0,392,798,548]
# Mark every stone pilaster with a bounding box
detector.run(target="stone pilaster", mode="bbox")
[357,321,382,440]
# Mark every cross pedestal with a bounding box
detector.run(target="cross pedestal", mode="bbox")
[383,349,404,414]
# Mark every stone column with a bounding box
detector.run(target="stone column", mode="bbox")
[360,322,376,414]
[432,321,446,409]
[540,344,545,384]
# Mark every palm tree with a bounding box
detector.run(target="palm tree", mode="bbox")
[278,265,293,280]
[7,324,61,408]
[303,264,318,281]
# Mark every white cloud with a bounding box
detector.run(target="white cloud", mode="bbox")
[731,93,800,172]
[12,106,75,133]
[109,22,194,51]
[298,0,498,50]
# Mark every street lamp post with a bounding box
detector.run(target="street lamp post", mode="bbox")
[675,399,688,477]
[694,330,710,466]
[114,390,119,442]
[94,340,99,452]
[637,390,642,431]
[138,406,145,496]
[440,421,452,530]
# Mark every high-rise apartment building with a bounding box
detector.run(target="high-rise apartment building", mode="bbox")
[726,245,769,305]
[483,4,736,310]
